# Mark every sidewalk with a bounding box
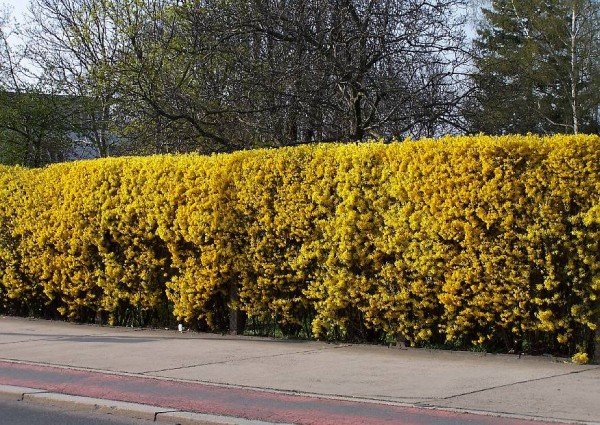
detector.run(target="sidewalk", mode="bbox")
[0,316,598,424]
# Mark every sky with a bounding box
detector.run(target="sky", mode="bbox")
[1,0,483,30]
[2,0,28,22]
[1,0,480,46]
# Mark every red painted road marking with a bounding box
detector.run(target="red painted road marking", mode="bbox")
[0,360,561,425]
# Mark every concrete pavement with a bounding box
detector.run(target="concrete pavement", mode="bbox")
[0,316,598,424]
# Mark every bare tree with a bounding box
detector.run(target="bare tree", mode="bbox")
[1,8,71,165]
[244,0,470,142]
[109,0,470,152]
[0,6,24,92]
[27,0,125,156]
[566,0,600,133]
[20,0,471,155]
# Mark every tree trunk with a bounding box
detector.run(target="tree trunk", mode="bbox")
[595,326,600,363]
[99,103,111,157]
[571,2,579,134]
[351,87,364,141]
[228,282,246,335]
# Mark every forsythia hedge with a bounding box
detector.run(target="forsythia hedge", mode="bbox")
[0,135,598,359]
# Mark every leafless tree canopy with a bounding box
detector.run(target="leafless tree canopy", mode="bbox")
[1,0,598,162]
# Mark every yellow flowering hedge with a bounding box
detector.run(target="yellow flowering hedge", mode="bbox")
[0,135,598,357]
[0,165,42,314]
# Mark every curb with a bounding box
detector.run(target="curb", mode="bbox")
[0,384,287,425]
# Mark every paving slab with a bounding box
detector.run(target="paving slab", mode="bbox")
[1,315,598,424]
[0,319,112,344]
[429,368,600,424]
[149,344,585,402]
[0,317,335,374]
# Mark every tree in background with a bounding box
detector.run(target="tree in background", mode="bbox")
[9,0,600,162]
[0,91,80,166]
[27,0,125,157]
[18,0,470,154]
[0,7,13,84]
[244,0,471,141]
[109,0,255,153]
[470,0,600,134]
[1,7,79,166]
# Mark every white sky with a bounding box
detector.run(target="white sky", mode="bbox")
[1,0,483,33]
[1,0,480,46]
[2,0,28,22]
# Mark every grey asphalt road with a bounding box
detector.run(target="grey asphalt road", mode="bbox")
[0,398,151,425]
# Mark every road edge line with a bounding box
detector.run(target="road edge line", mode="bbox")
[0,384,286,425]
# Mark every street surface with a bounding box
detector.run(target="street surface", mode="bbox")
[0,398,149,425]
[0,316,598,424]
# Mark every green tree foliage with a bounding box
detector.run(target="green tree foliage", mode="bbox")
[0,8,88,166]
[0,90,80,166]
[28,0,125,157]
[471,0,600,134]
